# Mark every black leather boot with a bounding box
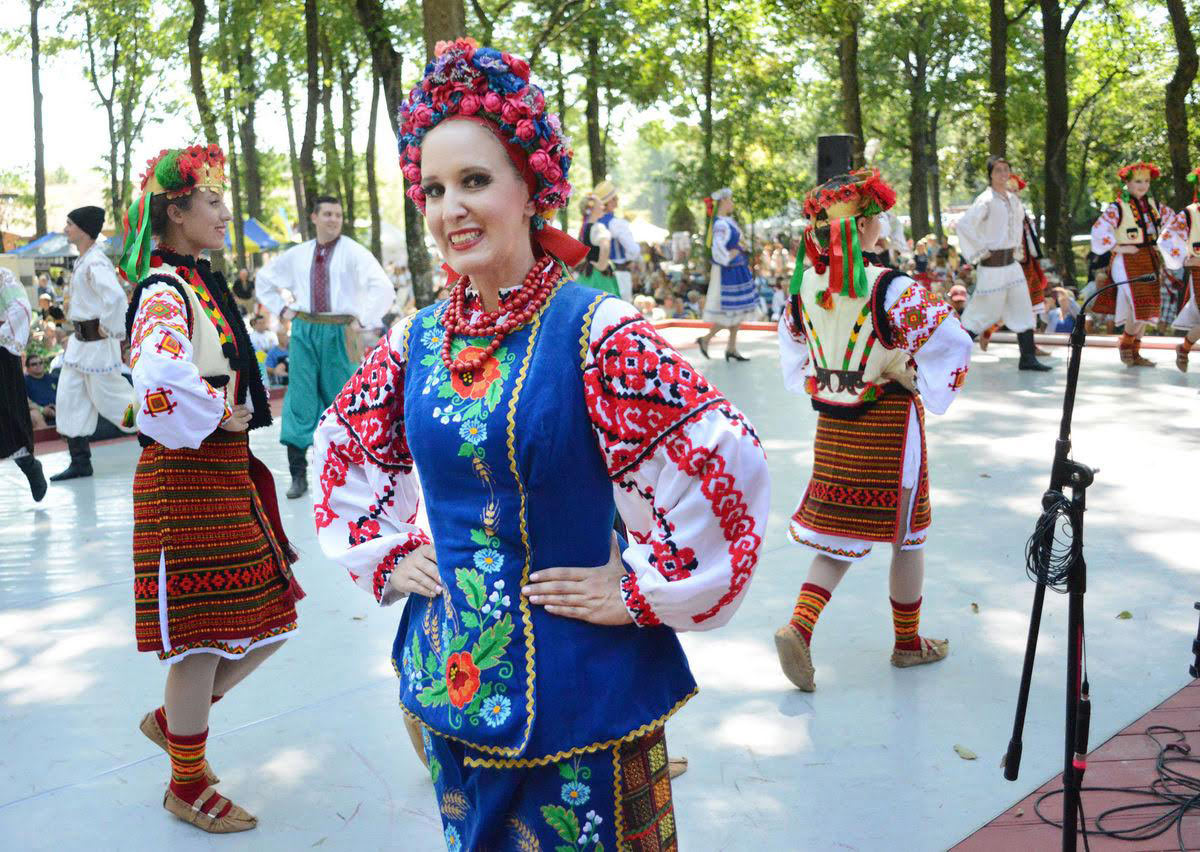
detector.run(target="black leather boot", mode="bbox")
[1017,330,1052,371]
[15,454,47,501]
[286,444,308,499]
[50,437,94,481]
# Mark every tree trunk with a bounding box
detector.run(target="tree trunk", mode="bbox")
[319,28,341,212]
[421,0,467,60]
[701,0,714,189]
[338,58,358,239]
[929,111,943,241]
[988,0,1008,156]
[585,36,606,184]
[280,78,305,241]
[1040,0,1074,282]
[836,22,865,167]
[299,0,320,239]
[236,34,263,221]
[1165,0,1198,210]
[907,59,930,241]
[225,112,247,270]
[30,0,47,236]
[366,66,382,262]
[188,0,219,142]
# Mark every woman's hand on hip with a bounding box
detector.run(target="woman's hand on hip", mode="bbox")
[388,544,442,598]
[522,534,633,626]
[218,405,252,432]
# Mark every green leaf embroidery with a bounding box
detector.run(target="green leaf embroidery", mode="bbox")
[417,680,449,708]
[420,353,438,367]
[558,762,576,782]
[437,383,455,400]
[428,755,441,784]
[456,568,487,610]
[470,528,491,547]
[461,610,480,630]
[424,649,441,677]
[555,846,576,852]
[470,615,513,670]
[447,633,468,654]
[594,841,605,852]
[540,805,580,845]
[485,379,503,411]
[464,681,492,716]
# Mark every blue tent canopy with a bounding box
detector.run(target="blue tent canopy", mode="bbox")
[9,232,70,257]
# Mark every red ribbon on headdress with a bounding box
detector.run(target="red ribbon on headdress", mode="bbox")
[440,115,587,284]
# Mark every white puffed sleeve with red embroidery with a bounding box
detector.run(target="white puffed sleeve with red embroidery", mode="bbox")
[130,283,229,449]
[777,297,810,395]
[881,275,972,414]
[312,315,431,604]
[1090,203,1120,255]
[583,299,769,631]
[1159,208,1190,271]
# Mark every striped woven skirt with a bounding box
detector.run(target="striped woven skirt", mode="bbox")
[792,389,930,543]
[132,430,303,660]
[422,722,677,851]
[1095,246,1162,319]
[1022,256,1047,312]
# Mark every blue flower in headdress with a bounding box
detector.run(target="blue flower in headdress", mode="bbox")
[473,48,507,72]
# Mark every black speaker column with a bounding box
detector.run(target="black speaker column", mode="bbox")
[816,135,855,184]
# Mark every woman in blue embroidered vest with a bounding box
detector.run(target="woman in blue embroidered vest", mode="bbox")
[697,187,757,362]
[120,145,304,833]
[773,170,972,693]
[313,39,769,851]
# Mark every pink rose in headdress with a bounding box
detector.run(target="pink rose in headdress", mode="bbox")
[501,99,524,124]
[406,183,426,207]
[532,91,546,113]
[459,93,482,115]
[412,104,435,129]
[402,163,422,184]
[405,145,421,164]
[514,119,536,142]
[502,53,531,81]
[544,163,562,183]
[482,91,503,114]
[528,149,551,174]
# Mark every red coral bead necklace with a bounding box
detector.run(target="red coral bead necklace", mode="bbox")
[440,256,560,373]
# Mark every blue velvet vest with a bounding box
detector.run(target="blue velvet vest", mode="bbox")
[394,279,696,765]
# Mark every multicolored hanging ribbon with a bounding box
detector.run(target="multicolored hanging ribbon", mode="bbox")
[822,216,868,307]
[119,193,154,284]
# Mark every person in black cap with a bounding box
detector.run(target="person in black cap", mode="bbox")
[52,206,135,481]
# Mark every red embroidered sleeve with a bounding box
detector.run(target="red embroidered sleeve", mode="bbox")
[130,288,188,368]
[886,285,951,355]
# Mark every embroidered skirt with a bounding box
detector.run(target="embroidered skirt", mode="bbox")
[423,721,677,851]
[1095,246,1162,320]
[791,389,930,545]
[132,430,303,660]
[0,350,34,459]
[1172,268,1200,330]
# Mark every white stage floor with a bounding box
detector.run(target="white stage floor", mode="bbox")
[2,329,1198,850]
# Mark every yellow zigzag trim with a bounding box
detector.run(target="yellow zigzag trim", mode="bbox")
[612,740,627,843]
[578,291,609,365]
[397,310,414,362]
[460,686,698,769]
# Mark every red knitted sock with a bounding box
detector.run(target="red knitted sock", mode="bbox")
[891,597,922,651]
[789,583,832,645]
[210,694,223,705]
[166,728,213,805]
[154,706,168,736]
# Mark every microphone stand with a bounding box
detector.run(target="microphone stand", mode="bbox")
[1002,278,1148,851]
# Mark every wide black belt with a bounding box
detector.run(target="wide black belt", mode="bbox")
[980,249,1016,267]
[73,319,103,341]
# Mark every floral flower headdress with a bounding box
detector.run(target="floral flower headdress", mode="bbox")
[796,169,897,309]
[397,38,585,273]
[703,187,733,249]
[118,145,228,284]
[1186,167,1200,203]
[1118,161,1160,183]
[1008,173,1028,192]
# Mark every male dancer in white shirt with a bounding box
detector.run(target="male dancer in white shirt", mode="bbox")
[53,205,136,481]
[593,181,642,302]
[955,157,1052,371]
[255,195,392,498]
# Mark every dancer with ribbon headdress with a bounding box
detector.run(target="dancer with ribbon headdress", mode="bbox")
[119,144,304,833]
[313,39,768,850]
[1164,167,1200,373]
[774,169,971,693]
[1090,161,1177,366]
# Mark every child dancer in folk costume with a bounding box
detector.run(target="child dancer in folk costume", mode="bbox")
[593,180,642,302]
[697,188,756,361]
[51,205,137,481]
[119,145,304,833]
[314,40,769,851]
[0,267,47,500]
[773,169,972,692]
[576,192,622,296]
[254,194,393,499]
[1090,161,1177,367]
[1166,167,1200,373]
[955,157,1052,371]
